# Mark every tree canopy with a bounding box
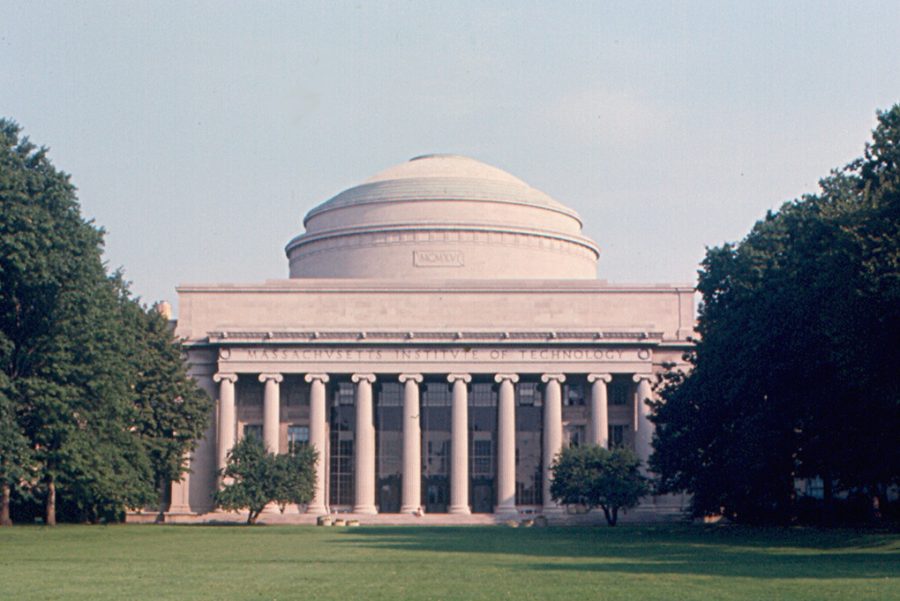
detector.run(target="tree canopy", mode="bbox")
[650,106,900,524]
[214,437,317,524]
[550,445,648,526]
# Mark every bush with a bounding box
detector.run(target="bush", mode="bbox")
[213,437,316,524]
[550,445,648,526]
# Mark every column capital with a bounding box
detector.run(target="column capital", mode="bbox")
[632,373,653,383]
[447,373,472,384]
[398,373,423,384]
[494,373,519,384]
[588,373,613,384]
[304,373,330,384]
[258,373,284,384]
[213,372,238,384]
[540,373,566,384]
[352,373,377,384]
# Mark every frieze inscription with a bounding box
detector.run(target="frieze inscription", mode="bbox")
[223,347,650,363]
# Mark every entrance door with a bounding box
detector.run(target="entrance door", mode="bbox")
[471,479,494,513]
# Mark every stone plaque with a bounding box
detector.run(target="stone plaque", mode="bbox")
[413,250,464,267]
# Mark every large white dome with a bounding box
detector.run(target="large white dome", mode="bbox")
[285,155,600,279]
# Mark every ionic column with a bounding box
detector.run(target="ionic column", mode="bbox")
[541,374,565,513]
[587,373,613,448]
[259,373,283,454]
[305,373,329,515]
[352,373,377,514]
[399,374,423,514]
[448,373,472,515]
[213,373,238,481]
[633,374,654,466]
[494,373,519,515]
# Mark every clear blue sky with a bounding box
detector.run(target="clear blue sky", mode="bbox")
[3,1,899,311]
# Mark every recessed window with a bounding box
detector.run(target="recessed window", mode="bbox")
[287,425,309,454]
[470,383,496,407]
[565,425,586,447]
[608,425,625,448]
[472,440,493,476]
[243,424,263,441]
[378,382,403,407]
[564,382,586,406]
[610,381,631,406]
[516,382,542,406]
[334,382,354,406]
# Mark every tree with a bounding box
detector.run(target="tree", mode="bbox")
[214,437,317,524]
[651,106,900,523]
[1,119,209,525]
[126,297,211,523]
[0,119,147,524]
[550,445,649,526]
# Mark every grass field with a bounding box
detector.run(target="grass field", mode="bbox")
[0,524,897,600]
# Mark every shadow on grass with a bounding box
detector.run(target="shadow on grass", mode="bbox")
[330,525,900,580]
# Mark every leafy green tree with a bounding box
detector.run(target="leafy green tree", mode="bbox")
[0,119,207,525]
[651,106,900,523]
[214,437,317,524]
[550,445,649,526]
[126,297,211,522]
[0,118,144,524]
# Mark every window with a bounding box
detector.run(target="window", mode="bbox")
[423,382,451,407]
[243,424,263,441]
[236,382,262,407]
[286,386,308,407]
[610,381,630,406]
[564,382,586,406]
[334,382,354,406]
[608,425,625,448]
[565,425,586,447]
[472,440,493,476]
[287,425,309,454]
[516,382,542,406]
[378,382,402,406]
[470,383,496,407]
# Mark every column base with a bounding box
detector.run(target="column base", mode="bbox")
[495,504,518,516]
[353,505,378,515]
[449,505,471,515]
[400,505,422,514]
[167,504,191,514]
[306,504,328,515]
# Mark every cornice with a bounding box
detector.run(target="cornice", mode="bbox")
[176,280,695,294]
[203,329,668,345]
[285,222,600,260]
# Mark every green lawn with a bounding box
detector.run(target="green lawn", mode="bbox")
[0,524,897,600]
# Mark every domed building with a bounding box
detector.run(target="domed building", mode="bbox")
[170,155,693,521]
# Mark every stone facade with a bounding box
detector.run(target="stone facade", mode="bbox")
[169,155,693,520]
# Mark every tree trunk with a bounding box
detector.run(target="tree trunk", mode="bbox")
[247,510,259,525]
[1,482,12,527]
[45,477,56,527]
[872,484,884,521]
[822,473,834,526]
[602,505,617,526]
[155,476,167,524]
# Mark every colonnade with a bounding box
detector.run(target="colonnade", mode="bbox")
[213,371,655,515]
